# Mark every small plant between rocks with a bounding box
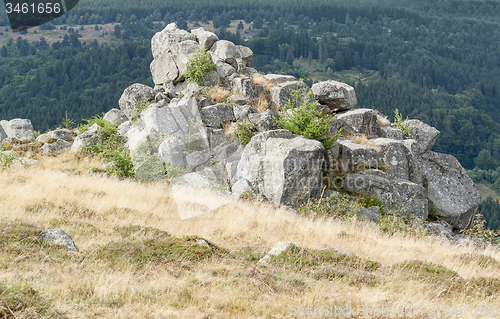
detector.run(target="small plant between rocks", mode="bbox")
[393,108,413,138]
[276,89,342,150]
[184,47,215,85]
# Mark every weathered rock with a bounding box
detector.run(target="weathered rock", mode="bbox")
[117,121,133,137]
[104,108,128,126]
[235,130,325,205]
[420,151,481,229]
[2,150,19,158]
[335,139,378,173]
[42,139,72,155]
[355,206,381,223]
[0,125,7,142]
[118,83,154,120]
[407,119,440,153]
[311,80,357,111]
[86,123,101,135]
[207,128,226,148]
[199,103,235,128]
[233,104,257,121]
[248,109,279,131]
[236,45,253,67]
[263,74,296,86]
[211,40,242,69]
[231,179,255,198]
[37,129,74,143]
[270,81,310,111]
[212,141,244,166]
[163,80,177,98]
[344,172,428,220]
[170,40,200,82]
[71,133,96,152]
[371,138,410,180]
[191,27,219,50]
[379,126,403,140]
[426,220,454,239]
[151,22,196,58]
[158,137,189,168]
[232,76,264,100]
[335,109,378,136]
[227,94,247,105]
[186,149,212,169]
[214,61,236,81]
[40,229,78,253]
[150,51,179,85]
[0,119,35,142]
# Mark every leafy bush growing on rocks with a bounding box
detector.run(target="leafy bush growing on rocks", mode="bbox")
[184,47,215,85]
[276,89,342,150]
[231,119,258,146]
[80,118,135,179]
[393,108,413,138]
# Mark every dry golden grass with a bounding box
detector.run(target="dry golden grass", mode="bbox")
[1,155,500,318]
[252,74,274,91]
[254,93,273,113]
[203,84,232,103]
[348,134,382,152]
[377,114,391,128]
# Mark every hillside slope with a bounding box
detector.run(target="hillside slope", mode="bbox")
[0,155,499,318]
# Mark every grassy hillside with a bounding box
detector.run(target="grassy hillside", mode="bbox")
[1,154,500,318]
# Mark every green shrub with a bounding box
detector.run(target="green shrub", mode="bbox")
[131,97,150,123]
[230,119,257,146]
[393,109,413,138]
[276,90,342,150]
[80,118,135,179]
[461,213,500,245]
[184,47,215,85]
[0,152,15,170]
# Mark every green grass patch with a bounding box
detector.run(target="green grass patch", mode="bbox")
[0,282,65,318]
[95,236,228,268]
[297,192,361,220]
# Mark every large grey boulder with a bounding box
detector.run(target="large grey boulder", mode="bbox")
[118,83,154,120]
[150,51,179,85]
[151,22,196,59]
[104,108,128,126]
[311,80,357,111]
[211,40,252,71]
[335,139,378,173]
[248,109,279,131]
[235,130,325,205]
[170,40,200,82]
[407,119,440,153]
[334,109,378,136]
[379,126,403,140]
[231,179,255,198]
[344,171,428,220]
[199,103,235,128]
[117,121,133,137]
[191,27,218,50]
[37,128,74,143]
[42,139,72,156]
[236,45,253,67]
[355,206,381,223]
[370,138,410,180]
[40,229,78,253]
[420,151,481,229]
[186,149,212,169]
[158,137,189,168]
[270,81,310,111]
[0,119,35,142]
[214,61,236,82]
[172,172,217,189]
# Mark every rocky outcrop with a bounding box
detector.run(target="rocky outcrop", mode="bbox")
[118,83,155,120]
[234,130,325,205]
[0,119,35,142]
[311,80,357,111]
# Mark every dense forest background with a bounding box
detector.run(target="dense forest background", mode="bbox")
[2,0,500,228]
